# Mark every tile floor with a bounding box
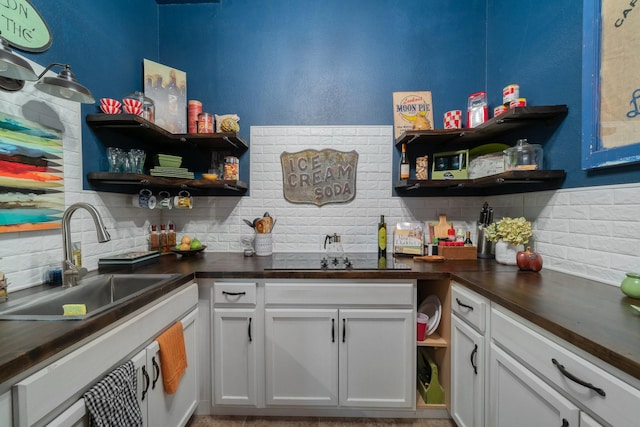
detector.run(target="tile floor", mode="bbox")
[187,416,456,427]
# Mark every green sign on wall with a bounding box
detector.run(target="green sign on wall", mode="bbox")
[0,0,51,52]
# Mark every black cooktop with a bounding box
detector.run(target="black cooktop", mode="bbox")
[264,253,411,270]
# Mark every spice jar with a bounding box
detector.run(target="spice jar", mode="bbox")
[224,156,239,180]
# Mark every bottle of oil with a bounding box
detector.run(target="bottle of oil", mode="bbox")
[378,215,387,257]
[400,143,410,180]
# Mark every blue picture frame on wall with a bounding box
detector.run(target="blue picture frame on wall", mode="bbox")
[582,0,640,169]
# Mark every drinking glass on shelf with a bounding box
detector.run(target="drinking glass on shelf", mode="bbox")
[121,152,132,173]
[106,147,123,172]
[129,149,146,174]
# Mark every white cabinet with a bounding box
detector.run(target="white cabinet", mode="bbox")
[451,316,484,427]
[489,344,580,427]
[46,306,198,427]
[450,283,490,427]
[13,282,198,427]
[338,309,413,408]
[212,282,259,406]
[580,412,604,427]
[0,391,11,427]
[490,305,640,427]
[263,280,415,409]
[265,308,338,406]
[133,307,198,427]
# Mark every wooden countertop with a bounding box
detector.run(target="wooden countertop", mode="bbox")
[1,252,639,392]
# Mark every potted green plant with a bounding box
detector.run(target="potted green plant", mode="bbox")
[485,216,533,265]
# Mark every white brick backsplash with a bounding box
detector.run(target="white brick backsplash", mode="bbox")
[2,79,640,293]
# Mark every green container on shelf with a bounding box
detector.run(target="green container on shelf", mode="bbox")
[417,347,445,405]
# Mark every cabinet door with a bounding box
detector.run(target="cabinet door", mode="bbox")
[339,309,413,408]
[213,308,257,406]
[132,348,149,427]
[488,344,579,427]
[265,308,338,406]
[580,412,604,427]
[147,308,199,427]
[451,314,485,427]
[45,399,89,427]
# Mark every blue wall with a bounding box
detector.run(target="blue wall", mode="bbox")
[17,1,640,190]
[25,0,160,189]
[487,0,639,187]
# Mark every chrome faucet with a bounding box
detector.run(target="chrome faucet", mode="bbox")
[61,203,111,287]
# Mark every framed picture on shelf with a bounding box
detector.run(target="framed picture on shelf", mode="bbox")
[143,59,187,134]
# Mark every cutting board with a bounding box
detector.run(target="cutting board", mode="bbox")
[434,214,450,239]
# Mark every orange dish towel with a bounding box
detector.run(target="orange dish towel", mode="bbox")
[156,321,188,394]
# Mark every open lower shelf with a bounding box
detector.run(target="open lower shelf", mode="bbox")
[396,170,566,196]
[417,332,447,347]
[87,172,248,196]
[416,390,447,410]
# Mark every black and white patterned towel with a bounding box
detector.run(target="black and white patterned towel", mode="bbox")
[83,360,143,427]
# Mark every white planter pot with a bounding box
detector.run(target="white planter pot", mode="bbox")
[494,239,524,265]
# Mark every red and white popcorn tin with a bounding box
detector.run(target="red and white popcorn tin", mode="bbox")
[509,98,527,109]
[502,84,520,104]
[494,105,508,117]
[444,110,463,129]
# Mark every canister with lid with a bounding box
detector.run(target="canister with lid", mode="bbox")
[198,112,214,133]
[124,91,155,122]
[224,156,239,180]
[503,139,543,171]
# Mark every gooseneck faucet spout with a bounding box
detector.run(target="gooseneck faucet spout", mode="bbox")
[61,203,111,287]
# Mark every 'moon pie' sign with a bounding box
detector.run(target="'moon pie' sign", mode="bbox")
[281,149,358,206]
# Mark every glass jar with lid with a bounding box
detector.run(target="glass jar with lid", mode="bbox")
[123,91,155,123]
[224,156,239,180]
[503,139,543,171]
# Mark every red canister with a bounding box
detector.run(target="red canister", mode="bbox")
[494,105,508,117]
[509,98,527,109]
[502,84,520,104]
[188,100,202,133]
[198,112,214,133]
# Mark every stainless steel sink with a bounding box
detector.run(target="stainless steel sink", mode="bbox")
[0,273,180,321]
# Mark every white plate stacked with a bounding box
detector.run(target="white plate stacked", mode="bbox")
[418,295,442,336]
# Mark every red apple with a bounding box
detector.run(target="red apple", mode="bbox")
[516,247,543,272]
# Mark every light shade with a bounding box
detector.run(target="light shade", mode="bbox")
[34,64,95,104]
[0,36,38,84]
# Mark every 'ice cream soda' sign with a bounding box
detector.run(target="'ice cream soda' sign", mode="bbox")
[281,149,358,206]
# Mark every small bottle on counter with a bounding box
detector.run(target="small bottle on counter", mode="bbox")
[160,223,168,252]
[167,222,176,248]
[149,224,160,251]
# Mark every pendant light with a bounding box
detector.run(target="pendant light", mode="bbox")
[34,63,95,104]
[0,35,38,90]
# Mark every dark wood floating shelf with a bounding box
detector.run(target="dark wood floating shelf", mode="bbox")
[87,172,248,196]
[395,170,566,197]
[395,105,568,149]
[86,114,249,152]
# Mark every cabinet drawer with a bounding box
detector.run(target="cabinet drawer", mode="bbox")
[451,283,488,333]
[265,281,413,306]
[491,307,640,427]
[213,282,257,305]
